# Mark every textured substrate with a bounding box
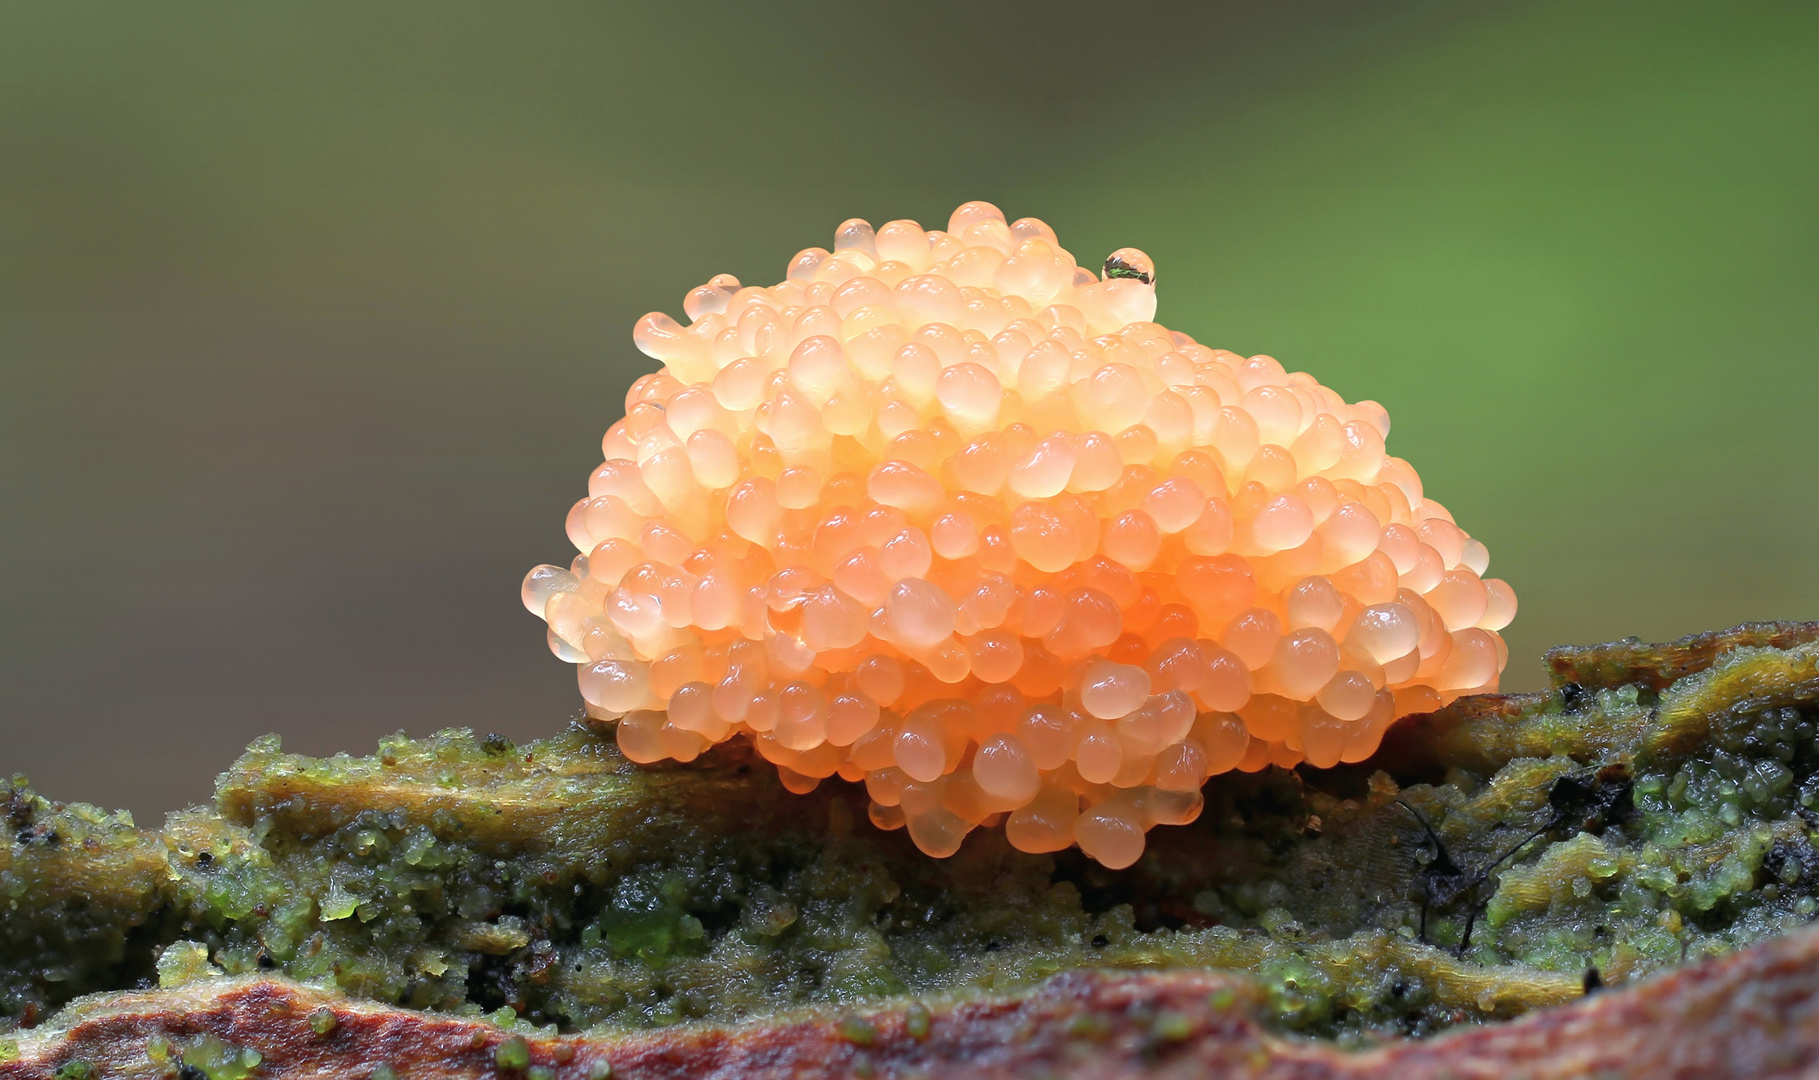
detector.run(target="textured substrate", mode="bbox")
[6,622,1819,1075]
[12,930,1819,1080]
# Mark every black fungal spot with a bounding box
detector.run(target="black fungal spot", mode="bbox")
[1547,764,1635,836]
[1762,837,1819,893]
[14,825,61,848]
[2,788,33,830]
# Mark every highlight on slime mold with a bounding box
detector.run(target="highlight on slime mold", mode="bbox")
[523,201,1516,869]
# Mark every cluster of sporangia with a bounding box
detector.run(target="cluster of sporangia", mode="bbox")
[524,201,1515,869]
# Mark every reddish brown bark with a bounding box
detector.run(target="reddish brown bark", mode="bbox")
[12,920,1819,1080]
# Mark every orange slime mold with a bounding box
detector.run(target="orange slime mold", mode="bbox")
[523,201,1516,868]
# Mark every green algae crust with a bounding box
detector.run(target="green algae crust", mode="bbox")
[7,622,1819,1043]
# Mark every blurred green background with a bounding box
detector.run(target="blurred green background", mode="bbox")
[2,2,1814,821]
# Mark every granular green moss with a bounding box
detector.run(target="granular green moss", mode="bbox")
[6,623,1819,1043]
[0,779,174,1026]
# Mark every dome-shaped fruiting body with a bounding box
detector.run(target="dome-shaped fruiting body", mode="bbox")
[524,201,1516,869]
